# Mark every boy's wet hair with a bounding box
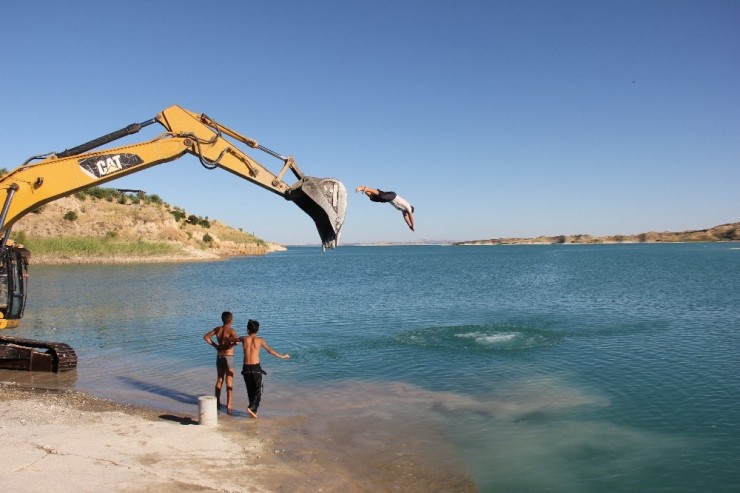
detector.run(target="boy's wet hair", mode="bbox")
[222,311,233,324]
[247,319,260,334]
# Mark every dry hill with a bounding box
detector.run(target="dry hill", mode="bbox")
[11,189,284,264]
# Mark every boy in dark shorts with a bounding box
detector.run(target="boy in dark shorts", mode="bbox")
[238,319,290,418]
[203,311,239,414]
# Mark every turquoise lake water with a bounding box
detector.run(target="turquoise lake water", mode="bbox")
[5,243,740,492]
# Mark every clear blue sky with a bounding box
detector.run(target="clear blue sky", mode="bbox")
[2,1,738,245]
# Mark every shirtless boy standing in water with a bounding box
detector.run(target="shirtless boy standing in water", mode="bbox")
[203,311,238,415]
[239,319,290,418]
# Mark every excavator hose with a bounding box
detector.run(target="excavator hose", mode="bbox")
[56,119,157,159]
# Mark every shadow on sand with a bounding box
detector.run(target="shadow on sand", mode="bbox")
[159,414,198,425]
[117,376,199,405]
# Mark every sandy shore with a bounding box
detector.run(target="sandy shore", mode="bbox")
[1,383,275,492]
[0,382,477,492]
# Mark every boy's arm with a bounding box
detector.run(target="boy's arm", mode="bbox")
[222,328,241,346]
[203,328,218,347]
[262,339,290,360]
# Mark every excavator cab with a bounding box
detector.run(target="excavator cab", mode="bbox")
[0,246,77,371]
[0,246,29,329]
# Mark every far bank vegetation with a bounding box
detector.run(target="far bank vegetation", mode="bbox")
[10,187,283,264]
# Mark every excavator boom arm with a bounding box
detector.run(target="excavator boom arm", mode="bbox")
[0,105,346,249]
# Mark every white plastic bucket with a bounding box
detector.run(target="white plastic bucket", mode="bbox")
[198,395,218,426]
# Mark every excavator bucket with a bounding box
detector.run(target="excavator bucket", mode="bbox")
[286,177,347,250]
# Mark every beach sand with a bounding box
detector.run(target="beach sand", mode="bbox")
[0,382,477,492]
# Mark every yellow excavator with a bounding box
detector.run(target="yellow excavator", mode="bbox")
[0,105,347,372]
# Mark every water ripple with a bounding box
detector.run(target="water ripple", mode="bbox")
[396,323,564,352]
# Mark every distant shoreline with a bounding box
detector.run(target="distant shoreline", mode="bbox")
[453,238,740,246]
[453,222,739,246]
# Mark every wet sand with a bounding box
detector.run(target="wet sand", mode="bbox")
[0,381,477,492]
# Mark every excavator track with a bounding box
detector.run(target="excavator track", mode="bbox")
[0,336,77,372]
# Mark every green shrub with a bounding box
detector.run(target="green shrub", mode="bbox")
[11,231,28,245]
[83,187,120,201]
[63,210,78,221]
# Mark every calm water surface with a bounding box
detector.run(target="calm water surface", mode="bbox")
[5,244,740,492]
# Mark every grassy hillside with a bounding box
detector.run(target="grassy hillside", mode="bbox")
[9,187,283,264]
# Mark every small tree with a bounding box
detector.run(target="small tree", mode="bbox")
[170,209,186,222]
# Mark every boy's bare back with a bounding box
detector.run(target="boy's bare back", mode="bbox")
[241,334,289,363]
[242,335,263,364]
